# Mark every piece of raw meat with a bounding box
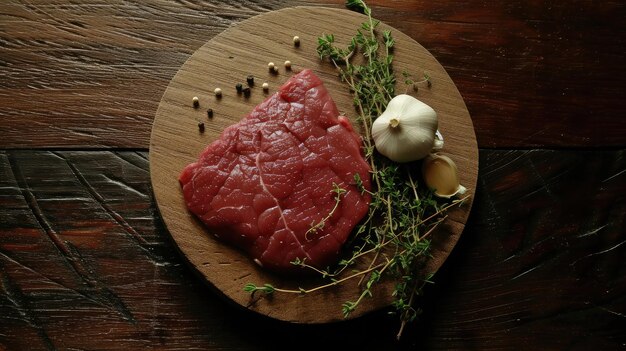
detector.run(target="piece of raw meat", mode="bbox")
[179,69,371,273]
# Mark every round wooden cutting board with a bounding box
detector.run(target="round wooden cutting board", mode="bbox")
[150,6,478,323]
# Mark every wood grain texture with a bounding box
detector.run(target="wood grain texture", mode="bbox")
[149,6,477,323]
[0,0,309,149]
[1,0,625,349]
[417,149,626,351]
[1,149,624,350]
[1,0,624,149]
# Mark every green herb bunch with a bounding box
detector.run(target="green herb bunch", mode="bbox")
[245,0,467,339]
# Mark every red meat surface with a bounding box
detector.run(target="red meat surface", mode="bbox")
[179,69,371,273]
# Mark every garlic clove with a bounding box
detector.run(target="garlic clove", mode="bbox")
[421,153,466,198]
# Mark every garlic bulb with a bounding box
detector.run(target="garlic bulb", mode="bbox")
[372,94,442,163]
[422,153,466,198]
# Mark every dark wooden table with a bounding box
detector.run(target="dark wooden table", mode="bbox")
[1,1,625,350]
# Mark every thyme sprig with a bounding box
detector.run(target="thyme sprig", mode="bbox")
[245,0,467,339]
[305,183,347,239]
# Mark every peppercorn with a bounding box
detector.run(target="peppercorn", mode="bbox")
[243,87,251,98]
[246,75,254,86]
[192,96,199,108]
[262,82,269,92]
[207,108,213,118]
[284,60,292,70]
[198,121,205,133]
[214,88,222,97]
[293,35,300,47]
[236,83,243,94]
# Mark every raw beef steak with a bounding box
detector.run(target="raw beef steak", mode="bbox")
[179,69,371,273]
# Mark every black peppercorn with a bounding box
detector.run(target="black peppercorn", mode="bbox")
[198,121,205,133]
[246,75,254,86]
[236,83,243,94]
[243,87,251,98]
[207,108,213,118]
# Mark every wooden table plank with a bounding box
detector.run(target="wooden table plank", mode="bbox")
[1,0,624,149]
[0,0,310,149]
[420,149,626,350]
[376,0,626,149]
[1,149,624,350]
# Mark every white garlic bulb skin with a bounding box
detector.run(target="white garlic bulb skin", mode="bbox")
[372,94,441,163]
